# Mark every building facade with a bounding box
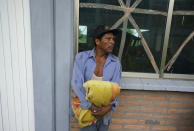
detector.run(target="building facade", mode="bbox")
[0,0,194,131]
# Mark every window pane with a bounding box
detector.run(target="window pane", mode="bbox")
[174,0,194,10]
[119,13,167,73]
[165,0,194,74]
[80,0,120,5]
[79,0,168,73]
[132,0,168,11]
[79,7,123,52]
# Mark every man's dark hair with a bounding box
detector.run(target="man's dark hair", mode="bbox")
[93,33,104,47]
[93,25,120,47]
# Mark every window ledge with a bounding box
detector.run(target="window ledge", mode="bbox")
[121,77,194,92]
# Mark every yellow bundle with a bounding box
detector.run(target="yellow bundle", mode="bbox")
[72,80,120,128]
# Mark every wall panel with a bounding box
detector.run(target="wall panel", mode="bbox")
[0,100,3,131]
[0,15,10,131]
[0,0,35,130]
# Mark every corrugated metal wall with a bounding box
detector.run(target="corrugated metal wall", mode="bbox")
[0,0,35,131]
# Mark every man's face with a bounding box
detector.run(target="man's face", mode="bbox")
[96,33,115,53]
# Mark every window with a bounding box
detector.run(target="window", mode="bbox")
[164,0,194,77]
[75,0,194,79]
[79,25,88,51]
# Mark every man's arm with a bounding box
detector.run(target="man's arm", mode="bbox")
[110,61,122,112]
[71,54,91,109]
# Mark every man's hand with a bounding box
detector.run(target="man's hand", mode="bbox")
[90,104,112,119]
[90,104,101,113]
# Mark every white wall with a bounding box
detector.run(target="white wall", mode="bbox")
[0,0,35,131]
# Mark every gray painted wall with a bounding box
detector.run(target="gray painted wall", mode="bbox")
[30,0,55,131]
[55,0,74,131]
[30,0,73,130]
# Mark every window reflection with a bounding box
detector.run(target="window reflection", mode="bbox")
[165,0,194,74]
[79,0,194,75]
[79,0,168,73]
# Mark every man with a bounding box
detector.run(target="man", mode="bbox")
[72,25,121,131]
